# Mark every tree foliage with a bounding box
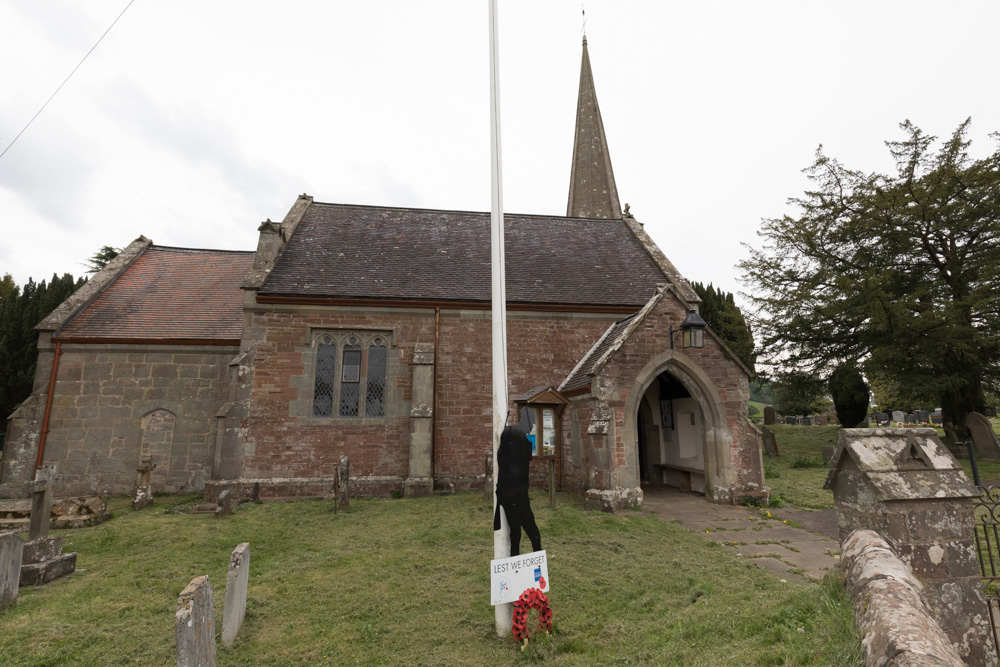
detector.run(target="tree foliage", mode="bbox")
[0,272,85,424]
[84,246,121,274]
[772,370,828,416]
[741,120,1000,432]
[829,363,869,427]
[689,281,756,374]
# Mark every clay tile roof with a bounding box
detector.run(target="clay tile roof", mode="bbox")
[259,203,666,307]
[559,313,638,392]
[57,246,253,343]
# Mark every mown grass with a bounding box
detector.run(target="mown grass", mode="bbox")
[763,421,1000,509]
[1,493,861,666]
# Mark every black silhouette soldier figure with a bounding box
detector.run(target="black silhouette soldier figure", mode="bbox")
[494,406,542,557]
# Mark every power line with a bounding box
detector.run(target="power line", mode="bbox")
[0,0,137,160]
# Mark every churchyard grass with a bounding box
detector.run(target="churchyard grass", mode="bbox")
[0,492,861,665]
[764,422,1000,510]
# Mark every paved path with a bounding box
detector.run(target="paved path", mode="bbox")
[641,488,842,583]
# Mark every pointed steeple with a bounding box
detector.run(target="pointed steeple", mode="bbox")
[566,36,622,219]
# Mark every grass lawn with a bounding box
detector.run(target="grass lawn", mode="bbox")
[1,493,861,666]
[763,421,1000,510]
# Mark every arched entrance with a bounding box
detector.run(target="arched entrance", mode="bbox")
[622,349,737,502]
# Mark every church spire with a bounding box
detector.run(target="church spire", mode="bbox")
[566,35,622,219]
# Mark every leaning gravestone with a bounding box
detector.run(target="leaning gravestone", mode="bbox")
[0,531,24,611]
[222,543,250,648]
[761,427,779,456]
[176,575,216,667]
[763,405,776,425]
[967,412,1000,460]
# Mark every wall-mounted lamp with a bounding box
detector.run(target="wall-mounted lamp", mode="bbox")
[668,309,707,349]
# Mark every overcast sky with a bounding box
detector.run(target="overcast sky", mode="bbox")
[2,1,999,303]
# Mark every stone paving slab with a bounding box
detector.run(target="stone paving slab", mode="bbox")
[642,488,841,583]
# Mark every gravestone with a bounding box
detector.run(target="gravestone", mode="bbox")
[904,413,916,424]
[878,412,891,425]
[760,427,779,456]
[176,575,216,667]
[815,414,828,426]
[214,489,233,519]
[967,412,1000,460]
[338,456,350,509]
[930,411,943,425]
[131,463,156,511]
[892,411,906,424]
[801,416,812,426]
[28,467,55,541]
[0,531,23,611]
[222,543,250,648]
[915,410,929,423]
[986,407,998,418]
[820,445,836,463]
[785,416,797,425]
[763,405,776,425]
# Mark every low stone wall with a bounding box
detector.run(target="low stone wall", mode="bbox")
[841,529,965,666]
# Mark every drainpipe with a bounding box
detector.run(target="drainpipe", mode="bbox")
[34,340,62,479]
[432,307,440,481]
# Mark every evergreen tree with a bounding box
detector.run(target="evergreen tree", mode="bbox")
[829,363,870,427]
[689,281,756,373]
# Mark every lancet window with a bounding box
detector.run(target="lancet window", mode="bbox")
[312,332,389,419]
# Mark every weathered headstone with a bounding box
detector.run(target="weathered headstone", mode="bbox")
[763,405,776,425]
[27,466,56,541]
[967,412,1000,460]
[904,413,916,424]
[892,410,906,424]
[132,463,156,511]
[222,543,250,648]
[214,489,233,519]
[760,426,779,456]
[0,531,23,611]
[19,534,77,586]
[175,575,216,667]
[338,455,350,509]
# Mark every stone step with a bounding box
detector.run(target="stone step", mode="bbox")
[20,552,77,586]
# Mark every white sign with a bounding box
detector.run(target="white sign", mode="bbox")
[490,550,549,606]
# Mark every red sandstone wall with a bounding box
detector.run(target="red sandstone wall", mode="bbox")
[241,306,617,490]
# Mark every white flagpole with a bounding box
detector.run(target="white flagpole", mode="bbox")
[488,0,512,638]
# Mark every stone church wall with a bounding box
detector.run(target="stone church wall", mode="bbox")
[237,304,617,493]
[0,343,235,497]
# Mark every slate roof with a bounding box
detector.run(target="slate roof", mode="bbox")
[559,313,638,392]
[258,203,667,308]
[57,246,253,342]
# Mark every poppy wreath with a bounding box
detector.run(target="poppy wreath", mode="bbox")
[511,586,553,646]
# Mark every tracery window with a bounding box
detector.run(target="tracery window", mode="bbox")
[311,332,389,419]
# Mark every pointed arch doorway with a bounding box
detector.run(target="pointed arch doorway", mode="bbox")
[638,372,706,493]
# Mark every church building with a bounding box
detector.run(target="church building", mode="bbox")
[0,39,767,510]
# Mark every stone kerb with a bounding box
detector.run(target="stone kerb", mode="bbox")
[222,543,250,648]
[841,529,965,666]
[826,428,995,666]
[0,531,24,612]
[175,575,216,667]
